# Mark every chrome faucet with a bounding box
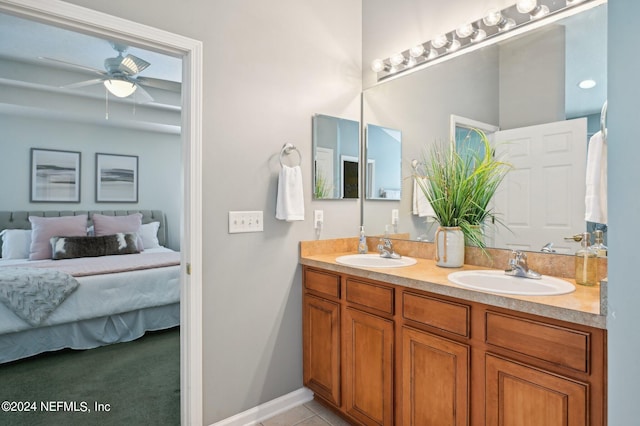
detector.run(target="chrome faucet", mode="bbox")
[377,238,402,259]
[505,250,541,279]
[541,242,556,253]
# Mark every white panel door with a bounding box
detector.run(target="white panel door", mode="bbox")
[315,147,335,198]
[492,119,587,254]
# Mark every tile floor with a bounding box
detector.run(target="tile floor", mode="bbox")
[259,399,353,426]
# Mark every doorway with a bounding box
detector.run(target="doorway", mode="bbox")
[0,1,203,424]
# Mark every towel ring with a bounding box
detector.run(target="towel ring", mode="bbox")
[279,143,302,167]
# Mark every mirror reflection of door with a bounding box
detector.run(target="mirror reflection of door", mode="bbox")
[341,156,359,198]
[493,118,588,254]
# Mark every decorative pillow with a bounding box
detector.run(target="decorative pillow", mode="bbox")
[50,233,140,260]
[29,215,88,260]
[0,229,32,259]
[140,221,161,249]
[92,213,143,251]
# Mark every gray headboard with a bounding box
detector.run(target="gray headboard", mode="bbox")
[0,210,167,253]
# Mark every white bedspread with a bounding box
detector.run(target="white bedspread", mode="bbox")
[0,248,180,334]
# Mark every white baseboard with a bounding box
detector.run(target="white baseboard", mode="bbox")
[210,387,314,426]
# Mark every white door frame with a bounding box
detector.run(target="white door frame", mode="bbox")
[0,1,203,424]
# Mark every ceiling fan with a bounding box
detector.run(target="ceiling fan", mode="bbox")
[41,42,181,103]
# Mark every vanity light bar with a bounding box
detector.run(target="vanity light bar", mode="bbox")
[371,0,598,82]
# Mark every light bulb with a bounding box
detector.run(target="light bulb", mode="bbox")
[471,29,487,42]
[448,38,461,52]
[456,23,474,39]
[390,53,406,66]
[426,48,439,60]
[371,58,387,73]
[483,9,503,26]
[516,0,537,14]
[517,0,549,18]
[104,79,137,97]
[431,34,449,49]
[578,79,597,89]
[409,44,425,58]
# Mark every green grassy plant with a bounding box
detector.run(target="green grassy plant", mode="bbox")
[415,128,511,249]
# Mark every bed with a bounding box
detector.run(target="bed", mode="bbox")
[0,210,180,364]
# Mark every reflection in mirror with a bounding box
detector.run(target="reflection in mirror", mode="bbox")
[362,2,607,255]
[312,114,360,199]
[365,124,402,200]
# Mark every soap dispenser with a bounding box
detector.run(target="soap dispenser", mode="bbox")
[358,226,368,254]
[575,232,598,286]
[592,230,607,258]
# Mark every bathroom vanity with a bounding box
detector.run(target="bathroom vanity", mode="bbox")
[300,240,606,426]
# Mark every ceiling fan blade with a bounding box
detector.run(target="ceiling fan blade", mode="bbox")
[136,76,181,93]
[133,84,154,104]
[119,54,150,75]
[39,56,105,76]
[61,78,104,89]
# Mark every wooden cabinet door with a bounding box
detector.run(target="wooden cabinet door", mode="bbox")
[401,326,469,426]
[485,354,588,426]
[343,307,394,426]
[303,294,341,406]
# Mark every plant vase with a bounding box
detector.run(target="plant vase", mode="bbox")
[435,226,464,268]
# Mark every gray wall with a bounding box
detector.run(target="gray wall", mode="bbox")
[499,25,566,129]
[607,0,639,424]
[62,0,362,423]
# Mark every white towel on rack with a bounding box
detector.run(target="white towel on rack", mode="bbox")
[585,130,607,224]
[276,165,305,221]
[413,177,436,218]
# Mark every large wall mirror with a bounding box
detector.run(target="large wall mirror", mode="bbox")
[312,114,360,199]
[362,1,607,254]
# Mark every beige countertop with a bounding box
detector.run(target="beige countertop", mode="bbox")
[300,250,606,329]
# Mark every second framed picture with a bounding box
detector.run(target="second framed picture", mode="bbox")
[95,153,138,203]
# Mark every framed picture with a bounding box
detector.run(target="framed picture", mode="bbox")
[30,148,81,203]
[95,153,139,203]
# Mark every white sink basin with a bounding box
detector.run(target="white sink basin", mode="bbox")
[448,270,575,296]
[336,254,417,268]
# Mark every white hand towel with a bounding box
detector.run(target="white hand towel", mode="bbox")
[413,176,436,218]
[584,130,607,224]
[276,165,305,221]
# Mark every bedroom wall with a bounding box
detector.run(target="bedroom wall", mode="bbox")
[0,115,181,250]
[61,0,362,423]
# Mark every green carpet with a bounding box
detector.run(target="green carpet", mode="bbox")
[0,327,180,426]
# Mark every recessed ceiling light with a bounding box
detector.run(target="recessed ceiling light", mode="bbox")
[578,79,597,89]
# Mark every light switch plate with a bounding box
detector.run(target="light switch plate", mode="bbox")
[229,211,263,233]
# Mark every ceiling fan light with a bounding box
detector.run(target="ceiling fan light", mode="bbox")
[104,79,137,97]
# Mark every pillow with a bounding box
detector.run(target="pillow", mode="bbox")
[92,213,143,251]
[140,221,161,249]
[29,215,88,260]
[50,233,139,260]
[0,229,32,259]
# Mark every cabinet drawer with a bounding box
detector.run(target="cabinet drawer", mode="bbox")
[304,268,340,298]
[346,278,394,314]
[403,292,469,337]
[486,311,590,373]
